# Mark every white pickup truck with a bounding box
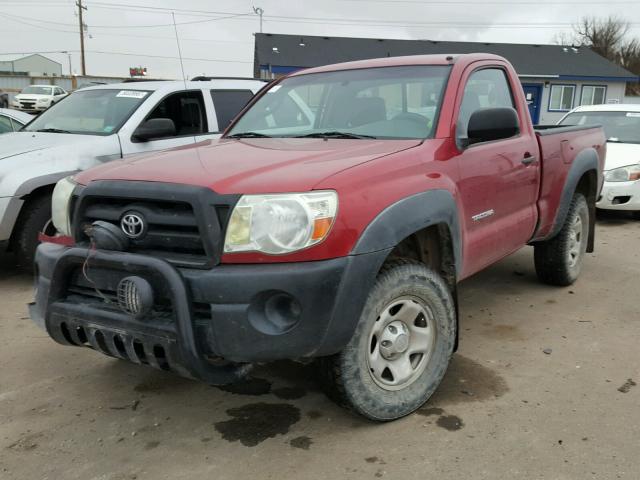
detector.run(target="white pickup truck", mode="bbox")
[0,78,266,268]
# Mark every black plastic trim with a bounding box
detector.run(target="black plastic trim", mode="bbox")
[351,189,462,276]
[72,180,241,268]
[534,148,599,246]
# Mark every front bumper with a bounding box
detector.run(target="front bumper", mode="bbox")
[30,243,389,384]
[12,101,47,112]
[596,180,640,211]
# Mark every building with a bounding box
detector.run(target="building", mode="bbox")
[254,33,639,124]
[0,54,63,77]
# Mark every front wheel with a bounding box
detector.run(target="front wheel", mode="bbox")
[318,260,456,421]
[534,192,589,286]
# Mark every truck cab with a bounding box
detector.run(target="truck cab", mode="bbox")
[30,54,604,421]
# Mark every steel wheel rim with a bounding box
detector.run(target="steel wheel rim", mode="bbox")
[366,295,436,391]
[567,214,584,268]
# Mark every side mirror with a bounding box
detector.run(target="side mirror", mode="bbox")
[466,107,519,146]
[133,118,176,142]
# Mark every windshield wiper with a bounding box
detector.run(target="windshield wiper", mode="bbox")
[227,131,272,138]
[295,131,377,139]
[34,128,72,134]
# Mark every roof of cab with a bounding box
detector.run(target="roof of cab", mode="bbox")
[77,79,266,93]
[290,53,504,76]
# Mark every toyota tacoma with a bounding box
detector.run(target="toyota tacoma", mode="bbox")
[30,54,605,421]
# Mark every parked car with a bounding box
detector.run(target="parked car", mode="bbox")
[30,54,605,421]
[11,85,68,112]
[0,108,33,134]
[0,78,265,269]
[0,89,8,108]
[559,104,640,216]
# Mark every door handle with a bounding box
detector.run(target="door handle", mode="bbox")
[521,153,537,166]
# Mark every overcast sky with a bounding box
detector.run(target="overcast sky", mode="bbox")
[1,0,639,79]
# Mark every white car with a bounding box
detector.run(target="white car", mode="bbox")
[559,104,640,215]
[11,85,69,112]
[0,78,265,269]
[0,108,33,134]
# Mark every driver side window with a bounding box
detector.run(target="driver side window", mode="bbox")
[458,68,516,139]
[144,91,207,137]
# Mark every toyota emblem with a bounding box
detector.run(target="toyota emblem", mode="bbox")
[120,212,146,239]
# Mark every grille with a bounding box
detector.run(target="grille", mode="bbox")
[71,181,240,268]
[77,198,207,266]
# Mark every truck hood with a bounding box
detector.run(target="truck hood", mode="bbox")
[0,132,121,197]
[76,137,423,193]
[0,131,103,161]
[604,142,640,171]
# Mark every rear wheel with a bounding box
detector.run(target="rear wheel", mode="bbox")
[14,194,55,272]
[534,192,589,286]
[318,260,456,421]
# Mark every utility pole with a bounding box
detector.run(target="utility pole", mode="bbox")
[76,0,87,75]
[252,6,264,33]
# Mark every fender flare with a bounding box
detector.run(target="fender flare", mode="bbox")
[540,149,599,249]
[14,170,79,198]
[350,189,463,276]
[2,171,78,245]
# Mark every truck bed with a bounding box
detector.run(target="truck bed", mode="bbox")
[532,124,606,240]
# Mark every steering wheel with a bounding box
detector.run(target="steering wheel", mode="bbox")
[392,112,429,126]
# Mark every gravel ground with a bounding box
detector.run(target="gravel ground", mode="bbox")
[1,212,639,480]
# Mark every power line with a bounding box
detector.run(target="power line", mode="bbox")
[86,50,253,63]
[342,0,640,3]
[4,9,639,30]
[0,10,253,29]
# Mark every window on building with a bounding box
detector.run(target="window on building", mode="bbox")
[580,85,606,106]
[210,90,254,131]
[549,85,575,111]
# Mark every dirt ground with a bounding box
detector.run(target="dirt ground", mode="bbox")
[1,212,639,480]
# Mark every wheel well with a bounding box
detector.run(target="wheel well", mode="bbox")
[20,183,55,202]
[9,184,55,249]
[575,170,597,203]
[574,169,597,252]
[384,223,459,350]
[385,223,456,290]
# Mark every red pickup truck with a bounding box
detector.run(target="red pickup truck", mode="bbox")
[30,54,605,421]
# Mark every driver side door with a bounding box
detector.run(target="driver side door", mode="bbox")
[120,90,206,156]
[455,65,540,277]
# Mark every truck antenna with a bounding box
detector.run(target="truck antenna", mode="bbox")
[172,12,187,87]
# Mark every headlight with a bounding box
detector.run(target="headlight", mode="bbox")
[37,98,48,104]
[51,176,77,236]
[604,164,640,182]
[224,191,338,254]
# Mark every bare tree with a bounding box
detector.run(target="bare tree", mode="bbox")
[573,16,629,61]
[553,16,640,96]
[619,38,640,95]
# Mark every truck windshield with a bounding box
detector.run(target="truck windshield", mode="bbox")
[560,111,640,144]
[23,89,150,136]
[228,65,451,139]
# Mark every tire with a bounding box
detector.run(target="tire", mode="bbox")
[534,193,589,286]
[14,194,55,272]
[318,259,456,421]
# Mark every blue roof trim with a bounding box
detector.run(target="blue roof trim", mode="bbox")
[557,75,639,82]
[259,64,305,74]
